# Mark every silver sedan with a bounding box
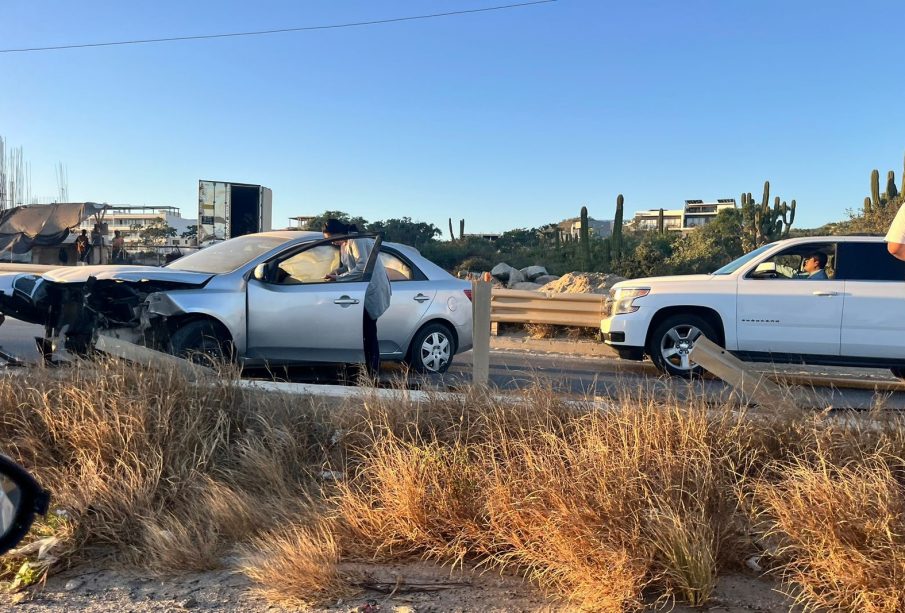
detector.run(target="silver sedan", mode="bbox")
[0,231,474,373]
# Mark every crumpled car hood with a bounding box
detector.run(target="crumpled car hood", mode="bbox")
[40,265,216,285]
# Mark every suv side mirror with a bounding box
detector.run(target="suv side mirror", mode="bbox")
[0,455,49,555]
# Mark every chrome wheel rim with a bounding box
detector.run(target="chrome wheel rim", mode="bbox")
[419,331,451,372]
[659,324,703,372]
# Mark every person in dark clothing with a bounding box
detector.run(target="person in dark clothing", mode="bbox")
[74,230,90,265]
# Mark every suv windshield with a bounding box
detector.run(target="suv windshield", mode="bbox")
[166,235,292,274]
[711,243,774,275]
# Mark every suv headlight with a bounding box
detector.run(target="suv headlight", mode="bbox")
[610,287,650,315]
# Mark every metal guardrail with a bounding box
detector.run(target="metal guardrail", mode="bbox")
[491,288,607,328]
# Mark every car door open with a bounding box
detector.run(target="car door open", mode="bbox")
[245,236,371,364]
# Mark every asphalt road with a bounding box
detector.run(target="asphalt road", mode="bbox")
[1,317,903,410]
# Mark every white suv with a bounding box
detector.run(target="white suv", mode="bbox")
[600,236,905,378]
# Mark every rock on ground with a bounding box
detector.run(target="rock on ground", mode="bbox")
[509,282,543,291]
[490,262,516,282]
[519,266,548,281]
[533,274,559,285]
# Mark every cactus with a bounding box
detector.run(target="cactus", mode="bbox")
[740,182,795,246]
[871,169,882,209]
[783,200,796,238]
[740,192,757,252]
[888,171,899,200]
[612,194,624,261]
[579,205,591,270]
[657,208,665,234]
[448,218,456,242]
[459,219,465,241]
[864,196,872,215]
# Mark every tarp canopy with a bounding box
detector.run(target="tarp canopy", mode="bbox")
[0,202,107,254]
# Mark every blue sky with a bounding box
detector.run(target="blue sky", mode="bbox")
[2,0,905,235]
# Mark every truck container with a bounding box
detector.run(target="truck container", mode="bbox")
[197,180,272,243]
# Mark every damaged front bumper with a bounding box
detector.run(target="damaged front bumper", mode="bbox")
[0,272,206,357]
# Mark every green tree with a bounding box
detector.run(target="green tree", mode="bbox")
[367,217,441,248]
[306,211,370,234]
[132,219,177,246]
[180,224,198,241]
[667,208,744,274]
[618,232,680,278]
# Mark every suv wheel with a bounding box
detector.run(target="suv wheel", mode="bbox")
[408,323,455,374]
[649,314,718,378]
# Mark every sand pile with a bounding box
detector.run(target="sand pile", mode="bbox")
[539,272,625,295]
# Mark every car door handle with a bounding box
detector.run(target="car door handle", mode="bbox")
[334,295,360,306]
[413,293,431,303]
[812,291,838,296]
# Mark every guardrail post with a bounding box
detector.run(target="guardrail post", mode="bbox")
[690,335,799,411]
[472,279,491,385]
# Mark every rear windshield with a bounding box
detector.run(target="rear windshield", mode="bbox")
[166,235,290,274]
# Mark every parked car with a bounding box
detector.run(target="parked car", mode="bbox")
[0,454,49,555]
[601,235,905,378]
[0,231,473,374]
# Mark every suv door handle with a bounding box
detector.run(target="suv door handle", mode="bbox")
[334,295,360,306]
[812,291,838,296]
[413,293,431,303]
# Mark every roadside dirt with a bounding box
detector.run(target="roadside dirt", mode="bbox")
[2,561,794,612]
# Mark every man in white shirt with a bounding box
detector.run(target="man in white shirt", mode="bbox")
[885,203,905,261]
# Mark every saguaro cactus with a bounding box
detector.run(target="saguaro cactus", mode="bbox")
[864,196,872,215]
[741,182,796,246]
[657,208,665,234]
[579,206,590,270]
[888,171,899,200]
[871,169,882,209]
[612,194,624,262]
[448,218,456,242]
[459,219,465,241]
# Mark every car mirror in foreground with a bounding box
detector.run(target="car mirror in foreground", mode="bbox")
[0,454,49,555]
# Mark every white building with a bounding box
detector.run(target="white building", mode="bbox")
[631,199,737,232]
[78,205,198,246]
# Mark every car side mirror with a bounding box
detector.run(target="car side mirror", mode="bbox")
[0,455,49,555]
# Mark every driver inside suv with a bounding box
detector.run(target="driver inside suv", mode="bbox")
[801,251,829,279]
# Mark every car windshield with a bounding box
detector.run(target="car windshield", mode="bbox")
[166,235,292,274]
[711,243,774,275]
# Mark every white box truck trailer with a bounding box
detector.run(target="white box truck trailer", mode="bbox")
[197,180,272,243]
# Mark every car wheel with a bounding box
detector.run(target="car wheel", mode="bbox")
[169,319,233,367]
[408,323,455,374]
[890,367,905,380]
[649,314,718,378]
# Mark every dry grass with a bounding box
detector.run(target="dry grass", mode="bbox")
[752,450,905,613]
[240,518,352,608]
[0,358,332,581]
[2,359,905,612]
[525,323,558,339]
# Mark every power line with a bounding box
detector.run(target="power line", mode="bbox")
[0,0,559,54]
